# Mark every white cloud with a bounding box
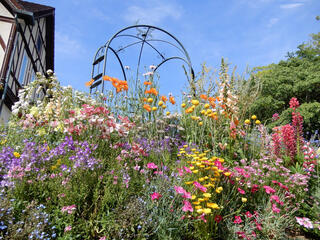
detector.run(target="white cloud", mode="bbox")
[280,3,304,9]
[267,17,279,27]
[55,32,85,57]
[123,2,183,25]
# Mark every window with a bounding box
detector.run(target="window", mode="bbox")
[36,35,42,55]
[18,52,28,85]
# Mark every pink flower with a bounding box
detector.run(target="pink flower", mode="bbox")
[236,231,247,239]
[177,168,184,176]
[272,203,281,213]
[199,213,207,223]
[263,185,276,194]
[184,166,192,173]
[147,162,158,169]
[251,184,259,193]
[150,192,162,201]
[193,181,207,192]
[182,200,193,212]
[234,216,242,224]
[270,195,284,206]
[237,187,245,195]
[174,186,191,199]
[296,217,314,229]
[99,237,107,240]
[64,225,72,232]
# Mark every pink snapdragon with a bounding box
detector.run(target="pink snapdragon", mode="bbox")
[182,200,193,212]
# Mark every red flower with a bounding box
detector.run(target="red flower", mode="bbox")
[214,215,223,223]
[245,211,253,218]
[234,216,242,224]
[150,192,162,201]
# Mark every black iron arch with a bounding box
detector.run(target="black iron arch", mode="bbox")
[90,25,195,94]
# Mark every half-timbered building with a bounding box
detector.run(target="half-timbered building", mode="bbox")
[0,0,54,123]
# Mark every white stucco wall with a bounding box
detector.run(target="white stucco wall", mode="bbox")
[0,104,11,125]
[0,2,13,18]
[0,21,13,71]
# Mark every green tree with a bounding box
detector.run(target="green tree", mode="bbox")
[249,31,320,136]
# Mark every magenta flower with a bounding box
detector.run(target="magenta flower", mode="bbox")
[182,200,193,212]
[263,185,276,194]
[270,195,284,205]
[150,192,162,201]
[251,184,259,193]
[234,216,242,224]
[184,166,192,173]
[237,187,245,195]
[245,211,253,218]
[193,181,207,192]
[147,162,158,169]
[174,186,191,199]
[272,203,281,213]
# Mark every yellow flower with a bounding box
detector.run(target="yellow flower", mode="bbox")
[215,187,223,193]
[193,201,200,205]
[199,122,203,126]
[13,152,20,158]
[203,208,212,214]
[192,170,199,174]
[181,103,186,108]
[204,103,210,109]
[251,115,257,120]
[207,203,220,209]
[196,208,204,214]
[185,181,193,185]
[224,172,231,177]
[158,101,164,106]
[162,105,167,109]
[255,120,261,125]
[245,119,251,124]
[200,110,206,115]
[152,107,157,111]
[203,193,212,198]
[51,165,57,170]
[191,99,199,106]
[0,139,7,145]
[147,98,153,103]
[191,195,196,200]
[206,109,212,114]
[166,111,170,116]
[241,197,247,203]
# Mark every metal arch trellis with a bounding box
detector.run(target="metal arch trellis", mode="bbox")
[90,24,196,95]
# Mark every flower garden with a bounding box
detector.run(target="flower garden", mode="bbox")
[0,53,320,239]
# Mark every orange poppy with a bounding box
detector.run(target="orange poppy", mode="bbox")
[144,81,152,86]
[200,94,208,100]
[143,104,152,112]
[169,96,175,105]
[161,95,168,102]
[208,97,216,102]
[85,79,94,87]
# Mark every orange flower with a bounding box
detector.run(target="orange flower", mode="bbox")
[161,95,168,102]
[103,75,113,81]
[143,98,147,102]
[143,104,152,112]
[144,81,152,86]
[103,75,128,93]
[200,94,208,100]
[85,79,94,87]
[169,96,175,105]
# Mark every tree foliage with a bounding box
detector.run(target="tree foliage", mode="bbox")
[249,31,320,135]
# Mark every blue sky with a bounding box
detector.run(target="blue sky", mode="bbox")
[31,0,319,96]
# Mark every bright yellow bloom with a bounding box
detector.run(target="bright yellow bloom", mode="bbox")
[185,181,193,185]
[241,197,247,203]
[166,111,170,116]
[207,203,220,209]
[152,107,157,111]
[199,122,203,126]
[245,119,251,124]
[191,99,199,106]
[158,101,164,106]
[255,120,261,125]
[147,98,153,103]
[181,103,186,108]
[251,115,257,120]
[196,209,204,214]
[204,103,210,109]
[13,152,20,158]
[224,172,231,177]
[200,110,206,115]
[51,165,57,170]
[203,193,212,198]
[203,208,212,214]
[206,109,212,114]
[193,201,200,205]
[192,170,199,174]
[162,105,167,109]
[215,187,223,193]
[191,195,196,200]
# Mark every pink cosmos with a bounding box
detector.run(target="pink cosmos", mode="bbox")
[234,216,242,224]
[150,192,162,201]
[263,185,276,194]
[272,203,281,213]
[182,200,193,212]
[193,181,207,192]
[147,162,158,169]
[237,187,245,195]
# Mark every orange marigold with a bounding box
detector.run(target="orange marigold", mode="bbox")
[144,81,152,86]
[85,79,94,87]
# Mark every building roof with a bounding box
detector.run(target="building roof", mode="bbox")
[18,1,54,17]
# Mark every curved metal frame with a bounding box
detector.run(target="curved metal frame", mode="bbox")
[90,25,195,94]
